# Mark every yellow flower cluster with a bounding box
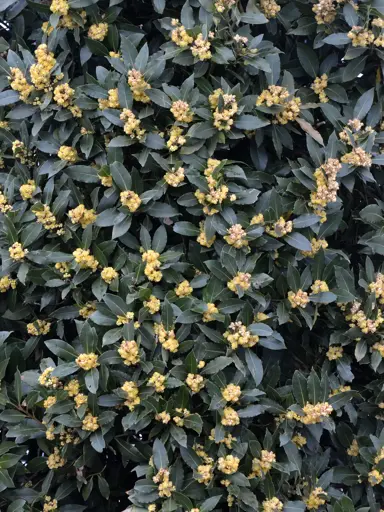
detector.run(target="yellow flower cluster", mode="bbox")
[277,97,301,124]
[209,429,236,448]
[9,242,27,261]
[156,411,171,424]
[128,69,151,103]
[260,0,281,18]
[142,250,162,282]
[118,340,140,366]
[197,464,214,484]
[369,273,384,303]
[341,147,372,167]
[346,302,383,333]
[300,402,333,424]
[121,381,140,410]
[75,353,99,371]
[251,213,265,225]
[250,450,276,478]
[301,238,328,257]
[263,498,284,512]
[221,406,240,426]
[154,323,179,352]
[9,68,34,102]
[153,469,175,498]
[58,145,78,163]
[54,83,74,108]
[166,126,186,152]
[203,303,218,322]
[120,109,145,139]
[164,166,185,186]
[288,289,309,308]
[27,319,51,336]
[373,342,384,358]
[175,280,193,297]
[0,275,17,293]
[326,345,343,360]
[305,488,327,509]
[116,312,135,325]
[35,205,63,233]
[227,272,251,294]
[144,295,160,314]
[39,367,60,389]
[313,0,336,24]
[311,74,328,103]
[171,20,194,48]
[197,222,216,247]
[195,160,228,215]
[257,85,289,107]
[82,413,99,431]
[224,224,248,248]
[30,44,59,92]
[309,158,342,219]
[64,379,80,397]
[43,396,57,409]
[120,190,142,212]
[148,372,166,393]
[74,394,87,408]
[214,0,236,12]
[98,88,120,110]
[79,302,97,318]
[50,0,69,15]
[173,408,190,426]
[222,384,241,402]
[224,321,259,349]
[68,204,97,228]
[292,434,307,448]
[186,373,205,392]
[368,469,383,486]
[191,34,212,61]
[170,100,194,123]
[266,217,292,237]
[43,497,58,512]
[100,174,113,187]
[209,89,238,131]
[88,23,109,41]
[347,439,359,456]
[47,447,66,469]
[311,280,329,294]
[0,191,11,213]
[73,248,99,271]
[20,180,36,200]
[55,262,71,278]
[101,267,118,284]
[12,140,32,165]
[218,455,240,474]
[348,26,374,47]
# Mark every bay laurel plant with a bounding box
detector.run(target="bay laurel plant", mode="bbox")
[0,0,384,510]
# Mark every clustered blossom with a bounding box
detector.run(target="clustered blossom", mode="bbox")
[312,0,337,24]
[266,217,292,237]
[186,373,205,392]
[164,166,185,186]
[170,100,193,123]
[311,280,329,294]
[326,345,343,360]
[224,321,259,349]
[224,224,248,248]
[209,88,238,131]
[171,20,194,48]
[227,272,251,294]
[311,74,328,103]
[345,301,384,333]
[144,295,161,314]
[30,44,57,91]
[128,69,151,103]
[88,23,109,41]
[121,381,140,410]
[218,455,240,474]
[214,0,236,12]
[301,238,328,257]
[9,68,34,102]
[0,275,17,293]
[120,109,146,139]
[27,319,51,336]
[256,85,301,124]
[73,248,99,271]
[191,34,212,61]
[166,126,186,152]
[195,159,228,215]
[260,0,281,18]
[154,323,179,352]
[118,340,140,366]
[262,498,284,512]
[153,469,175,498]
[348,26,375,47]
[203,303,219,322]
[101,267,118,284]
[142,250,162,282]
[288,289,309,309]
[305,488,327,509]
[68,204,97,228]
[19,180,36,200]
[175,280,193,297]
[309,158,342,222]
[341,147,372,167]
[75,353,99,371]
[249,450,276,478]
[9,242,27,261]
[222,384,241,402]
[369,273,384,303]
[98,88,120,110]
[120,190,142,212]
[58,145,78,163]
[148,372,166,393]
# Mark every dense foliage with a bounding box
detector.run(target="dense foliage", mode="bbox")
[1,0,384,510]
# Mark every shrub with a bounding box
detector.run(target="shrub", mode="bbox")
[0,0,384,510]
